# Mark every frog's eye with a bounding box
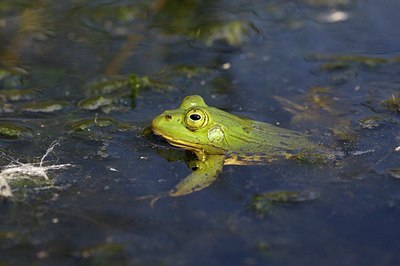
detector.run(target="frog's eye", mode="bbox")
[185,108,208,130]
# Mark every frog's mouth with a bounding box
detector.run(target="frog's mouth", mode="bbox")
[152,128,203,154]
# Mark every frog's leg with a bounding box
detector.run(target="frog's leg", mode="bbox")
[136,155,225,206]
[169,154,225,197]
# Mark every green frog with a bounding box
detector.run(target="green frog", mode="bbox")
[150,95,322,199]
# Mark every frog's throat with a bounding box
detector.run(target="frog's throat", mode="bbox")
[156,133,207,160]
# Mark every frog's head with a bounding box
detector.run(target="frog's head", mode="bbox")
[151,95,229,158]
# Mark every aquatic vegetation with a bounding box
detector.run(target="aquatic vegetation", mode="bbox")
[273,87,357,145]
[190,20,254,46]
[83,76,131,96]
[82,76,133,112]
[78,95,115,111]
[387,168,400,179]
[0,68,28,88]
[309,53,393,69]
[68,117,123,132]
[382,94,400,113]
[251,190,319,216]
[0,230,18,240]
[308,53,400,84]
[291,148,338,164]
[81,74,174,112]
[0,122,33,139]
[129,73,174,91]
[274,87,337,124]
[152,0,258,46]
[358,116,385,129]
[20,100,70,113]
[68,117,134,143]
[77,3,147,37]
[0,88,40,102]
[331,126,358,144]
[151,65,220,94]
[78,94,131,113]
[78,241,125,263]
[304,0,351,6]
[170,65,215,79]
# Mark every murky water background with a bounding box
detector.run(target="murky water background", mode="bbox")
[0,0,399,265]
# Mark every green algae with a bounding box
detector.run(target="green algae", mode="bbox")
[0,88,41,102]
[20,101,70,113]
[81,74,174,113]
[68,117,119,132]
[0,68,28,88]
[78,241,126,265]
[190,20,253,46]
[68,117,134,133]
[80,242,124,257]
[77,94,131,113]
[274,87,357,145]
[0,122,33,139]
[309,53,393,68]
[358,116,386,129]
[129,73,173,91]
[291,148,338,164]
[84,76,131,96]
[251,190,319,216]
[253,190,320,203]
[382,94,400,113]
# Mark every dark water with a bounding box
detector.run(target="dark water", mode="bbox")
[0,0,400,265]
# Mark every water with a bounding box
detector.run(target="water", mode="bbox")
[0,0,399,265]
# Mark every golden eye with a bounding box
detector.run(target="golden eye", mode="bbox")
[184,108,208,130]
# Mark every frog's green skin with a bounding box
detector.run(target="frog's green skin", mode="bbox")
[151,95,315,198]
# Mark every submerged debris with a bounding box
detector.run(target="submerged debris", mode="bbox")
[190,20,254,46]
[273,87,357,145]
[382,94,400,113]
[358,116,385,129]
[78,241,125,259]
[0,140,72,198]
[251,190,319,216]
[0,177,12,197]
[387,168,400,179]
[308,53,393,68]
[291,148,339,164]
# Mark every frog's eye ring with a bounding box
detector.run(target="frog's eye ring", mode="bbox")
[184,108,208,130]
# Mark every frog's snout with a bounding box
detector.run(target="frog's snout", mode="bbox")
[164,114,172,121]
[151,112,172,131]
[158,112,173,124]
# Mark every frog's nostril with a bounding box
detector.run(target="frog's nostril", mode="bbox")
[165,114,172,121]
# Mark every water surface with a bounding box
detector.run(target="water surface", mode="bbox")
[0,1,399,265]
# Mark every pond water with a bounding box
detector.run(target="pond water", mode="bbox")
[0,0,400,265]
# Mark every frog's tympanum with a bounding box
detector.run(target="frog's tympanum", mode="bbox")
[149,95,320,200]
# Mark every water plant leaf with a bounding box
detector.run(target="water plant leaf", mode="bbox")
[251,190,319,216]
[0,122,33,139]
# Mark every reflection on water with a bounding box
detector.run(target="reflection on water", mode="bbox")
[0,0,400,265]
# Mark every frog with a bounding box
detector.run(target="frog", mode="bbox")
[149,95,323,200]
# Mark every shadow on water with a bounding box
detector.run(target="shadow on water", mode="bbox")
[0,0,400,265]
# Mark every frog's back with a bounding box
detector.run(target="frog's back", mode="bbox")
[223,116,313,153]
